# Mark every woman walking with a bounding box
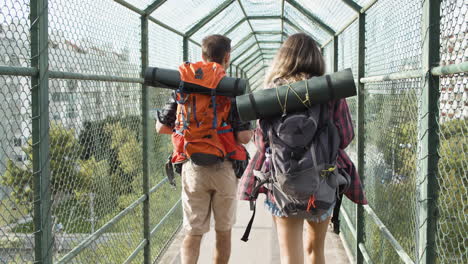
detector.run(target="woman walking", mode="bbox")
[239,33,367,264]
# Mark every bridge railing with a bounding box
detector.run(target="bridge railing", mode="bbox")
[0,1,466,264]
[321,0,467,263]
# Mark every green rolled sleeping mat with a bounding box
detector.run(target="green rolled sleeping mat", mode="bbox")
[144,67,247,97]
[236,68,356,122]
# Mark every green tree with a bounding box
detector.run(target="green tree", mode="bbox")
[1,123,88,205]
[104,122,142,194]
[436,119,467,262]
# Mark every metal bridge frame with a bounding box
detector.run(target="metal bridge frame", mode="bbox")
[0,0,466,263]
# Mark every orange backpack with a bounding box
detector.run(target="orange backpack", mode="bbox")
[171,61,247,166]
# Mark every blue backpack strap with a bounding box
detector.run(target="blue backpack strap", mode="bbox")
[211,89,217,129]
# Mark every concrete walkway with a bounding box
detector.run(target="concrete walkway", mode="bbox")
[159,196,350,264]
[159,142,351,263]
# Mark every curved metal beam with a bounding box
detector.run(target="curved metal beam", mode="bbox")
[145,0,167,14]
[240,54,263,70]
[237,0,264,62]
[283,17,321,44]
[245,57,264,73]
[285,0,335,35]
[239,53,263,68]
[224,16,284,36]
[341,0,362,12]
[232,31,283,51]
[231,43,258,64]
[281,0,286,42]
[248,66,267,81]
[186,0,235,37]
[233,34,256,51]
[321,0,378,48]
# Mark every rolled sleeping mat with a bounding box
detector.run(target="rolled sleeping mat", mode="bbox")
[144,67,247,97]
[236,68,356,122]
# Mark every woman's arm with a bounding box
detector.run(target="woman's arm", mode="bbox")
[236,130,253,144]
[333,99,355,149]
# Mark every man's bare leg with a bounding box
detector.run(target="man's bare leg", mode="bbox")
[181,234,203,264]
[213,230,231,264]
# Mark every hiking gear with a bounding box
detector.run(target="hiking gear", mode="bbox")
[171,61,248,167]
[240,100,352,242]
[165,154,177,187]
[236,68,356,121]
[238,100,367,204]
[145,66,247,97]
[331,192,344,234]
[156,93,177,128]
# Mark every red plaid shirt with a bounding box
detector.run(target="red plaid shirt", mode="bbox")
[238,99,367,205]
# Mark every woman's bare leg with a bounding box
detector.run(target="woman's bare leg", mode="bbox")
[304,217,331,264]
[274,216,304,264]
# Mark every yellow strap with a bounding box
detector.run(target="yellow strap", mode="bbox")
[276,80,312,117]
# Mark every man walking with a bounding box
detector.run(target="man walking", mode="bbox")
[156,34,252,264]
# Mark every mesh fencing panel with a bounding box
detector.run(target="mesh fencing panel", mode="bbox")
[240,0,281,16]
[362,0,423,262]
[283,2,329,45]
[192,2,244,43]
[226,21,252,47]
[294,0,356,32]
[150,0,223,33]
[363,80,420,262]
[0,2,33,262]
[436,0,467,263]
[147,19,184,263]
[188,42,202,63]
[322,42,333,74]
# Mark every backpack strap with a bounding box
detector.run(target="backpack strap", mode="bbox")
[211,89,217,129]
[233,78,240,96]
[318,75,333,127]
[241,201,256,242]
[249,93,262,120]
[326,74,335,101]
[241,177,272,242]
[331,192,344,234]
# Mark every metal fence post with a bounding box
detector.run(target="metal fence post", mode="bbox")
[417,0,440,263]
[141,13,151,264]
[30,0,52,263]
[356,11,366,264]
[333,35,338,73]
[183,36,189,62]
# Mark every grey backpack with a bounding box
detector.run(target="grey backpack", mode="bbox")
[241,103,350,242]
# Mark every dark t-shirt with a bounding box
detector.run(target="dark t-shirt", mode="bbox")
[156,92,251,132]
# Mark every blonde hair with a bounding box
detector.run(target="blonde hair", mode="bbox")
[264,33,325,88]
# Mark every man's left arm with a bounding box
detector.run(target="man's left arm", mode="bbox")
[230,99,253,144]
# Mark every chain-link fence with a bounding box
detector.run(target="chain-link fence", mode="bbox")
[319,0,467,263]
[0,0,466,264]
[0,0,183,263]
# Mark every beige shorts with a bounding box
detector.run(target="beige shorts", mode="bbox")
[181,160,238,235]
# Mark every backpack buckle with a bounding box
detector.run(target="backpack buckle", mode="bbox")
[320,166,336,178]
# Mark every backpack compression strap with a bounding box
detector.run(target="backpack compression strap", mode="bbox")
[241,201,256,242]
[241,178,271,242]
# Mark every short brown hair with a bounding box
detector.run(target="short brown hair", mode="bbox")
[264,33,325,87]
[201,35,231,64]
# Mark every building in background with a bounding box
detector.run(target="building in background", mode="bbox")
[0,22,140,178]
